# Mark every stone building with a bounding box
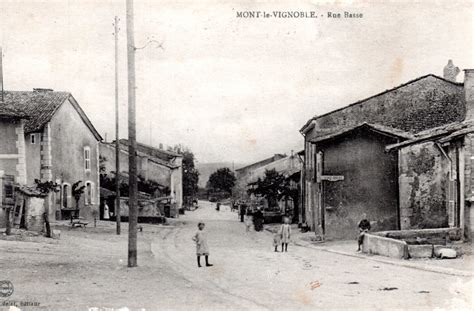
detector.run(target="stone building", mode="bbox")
[300,61,473,241]
[0,89,102,222]
[234,154,286,199]
[246,152,303,222]
[99,140,183,211]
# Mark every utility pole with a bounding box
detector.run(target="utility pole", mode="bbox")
[0,46,4,103]
[126,0,138,268]
[114,16,121,235]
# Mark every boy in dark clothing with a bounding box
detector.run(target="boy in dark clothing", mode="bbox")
[357,219,371,252]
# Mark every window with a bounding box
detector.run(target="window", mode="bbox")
[84,147,91,171]
[30,134,36,144]
[85,181,95,205]
[62,183,71,209]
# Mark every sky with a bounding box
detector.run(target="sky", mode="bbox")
[0,0,473,164]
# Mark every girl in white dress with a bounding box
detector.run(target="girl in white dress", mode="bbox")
[192,222,213,267]
[279,217,291,252]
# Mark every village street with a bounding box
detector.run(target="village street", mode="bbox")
[152,201,472,311]
[0,201,471,311]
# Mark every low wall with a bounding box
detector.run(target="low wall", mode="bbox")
[362,234,409,259]
[374,227,461,244]
[119,198,161,218]
[363,229,461,259]
[25,197,45,231]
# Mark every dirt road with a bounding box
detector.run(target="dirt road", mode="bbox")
[152,201,473,310]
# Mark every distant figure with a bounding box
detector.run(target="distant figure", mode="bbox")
[279,217,291,252]
[239,204,246,222]
[192,222,213,268]
[103,203,110,220]
[216,202,221,212]
[357,219,371,252]
[273,231,281,252]
[253,208,264,232]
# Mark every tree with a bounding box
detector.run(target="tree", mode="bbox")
[247,169,298,211]
[207,168,236,195]
[182,149,200,199]
[72,181,86,210]
[99,155,107,175]
[34,179,60,195]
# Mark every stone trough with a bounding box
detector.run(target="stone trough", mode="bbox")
[362,228,461,259]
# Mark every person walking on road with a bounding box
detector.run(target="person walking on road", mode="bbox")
[253,208,264,232]
[279,217,291,252]
[239,204,246,223]
[192,222,213,268]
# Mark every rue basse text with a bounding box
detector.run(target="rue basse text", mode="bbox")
[328,11,363,18]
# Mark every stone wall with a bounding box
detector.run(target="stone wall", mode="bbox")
[464,134,474,240]
[305,75,465,141]
[398,142,449,229]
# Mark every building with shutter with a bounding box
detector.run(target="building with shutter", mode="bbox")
[0,88,102,223]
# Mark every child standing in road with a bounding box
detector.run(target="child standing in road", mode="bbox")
[192,222,213,268]
[273,231,281,252]
[279,217,291,252]
[245,212,253,233]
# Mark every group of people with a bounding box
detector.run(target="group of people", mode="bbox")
[192,216,293,268]
[193,201,372,268]
[239,204,265,232]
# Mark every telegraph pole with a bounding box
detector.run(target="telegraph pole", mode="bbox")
[0,47,4,103]
[126,0,138,267]
[114,16,121,236]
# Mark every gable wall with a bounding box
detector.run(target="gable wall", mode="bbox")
[49,98,100,219]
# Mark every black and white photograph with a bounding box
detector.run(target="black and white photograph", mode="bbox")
[0,0,473,310]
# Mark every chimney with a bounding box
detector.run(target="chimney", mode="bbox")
[464,69,474,120]
[443,60,460,82]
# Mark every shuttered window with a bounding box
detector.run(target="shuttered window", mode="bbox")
[84,147,91,171]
